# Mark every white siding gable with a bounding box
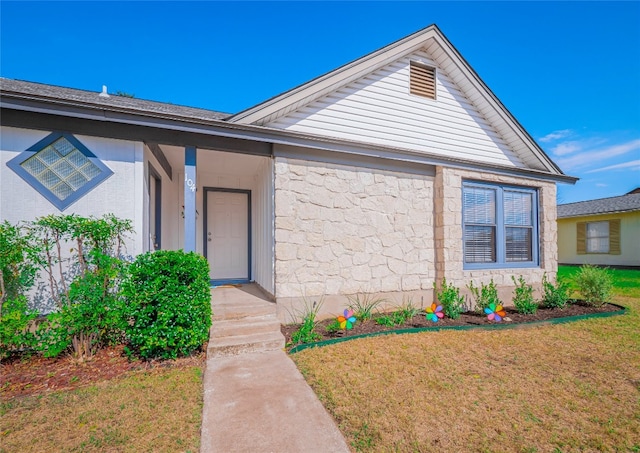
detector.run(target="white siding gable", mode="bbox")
[265,49,525,168]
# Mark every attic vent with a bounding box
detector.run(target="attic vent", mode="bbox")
[410,61,436,99]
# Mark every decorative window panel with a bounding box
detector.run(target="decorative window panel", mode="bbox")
[410,61,436,99]
[463,182,539,268]
[6,132,113,210]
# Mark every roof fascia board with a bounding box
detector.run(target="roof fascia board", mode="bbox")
[1,97,577,184]
[228,25,440,124]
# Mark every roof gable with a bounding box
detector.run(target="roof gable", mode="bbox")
[228,25,564,175]
[264,48,527,169]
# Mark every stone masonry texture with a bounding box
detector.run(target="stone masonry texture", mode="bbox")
[274,157,436,300]
[273,157,558,316]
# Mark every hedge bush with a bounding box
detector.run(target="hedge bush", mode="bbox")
[121,250,211,359]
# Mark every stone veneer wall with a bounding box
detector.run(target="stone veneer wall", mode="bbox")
[274,156,436,320]
[272,158,558,321]
[434,166,558,303]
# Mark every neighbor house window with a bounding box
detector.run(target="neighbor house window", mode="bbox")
[577,220,620,255]
[410,61,436,100]
[6,132,113,211]
[463,181,538,268]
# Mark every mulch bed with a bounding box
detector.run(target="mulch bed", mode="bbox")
[281,301,625,347]
[1,345,204,400]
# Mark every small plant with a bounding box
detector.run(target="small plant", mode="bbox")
[467,279,500,313]
[375,312,406,327]
[397,296,420,320]
[325,319,341,334]
[289,297,323,345]
[541,273,570,309]
[434,278,465,319]
[512,275,537,315]
[574,265,613,307]
[347,293,385,321]
[374,297,418,327]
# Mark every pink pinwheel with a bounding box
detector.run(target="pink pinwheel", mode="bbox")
[425,303,444,322]
[484,303,506,322]
[337,309,357,330]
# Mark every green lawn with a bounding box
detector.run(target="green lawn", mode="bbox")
[293,268,640,452]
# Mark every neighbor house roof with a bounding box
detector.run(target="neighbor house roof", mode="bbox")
[558,192,640,218]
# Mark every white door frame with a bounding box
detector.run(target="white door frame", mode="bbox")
[203,187,252,283]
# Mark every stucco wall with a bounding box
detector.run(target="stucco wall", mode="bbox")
[1,126,144,256]
[274,156,436,320]
[558,212,640,267]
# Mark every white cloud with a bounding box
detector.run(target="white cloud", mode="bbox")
[556,139,640,171]
[596,183,608,187]
[586,159,640,173]
[539,129,573,143]
[551,141,581,156]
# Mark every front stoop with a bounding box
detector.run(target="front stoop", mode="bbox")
[207,285,285,357]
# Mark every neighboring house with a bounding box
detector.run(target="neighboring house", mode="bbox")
[557,190,640,268]
[0,25,576,319]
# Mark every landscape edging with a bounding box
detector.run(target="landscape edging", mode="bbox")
[287,303,629,354]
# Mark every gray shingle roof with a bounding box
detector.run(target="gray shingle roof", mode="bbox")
[0,78,231,121]
[558,192,640,218]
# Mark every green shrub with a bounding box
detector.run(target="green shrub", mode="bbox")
[434,278,465,319]
[574,265,613,307]
[0,221,40,357]
[541,273,570,309]
[121,250,211,359]
[0,296,37,358]
[511,275,537,315]
[467,279,500,313]
[32,214,132,359]
[347,293,385,321]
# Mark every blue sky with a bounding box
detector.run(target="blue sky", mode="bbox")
[1,1,638,204]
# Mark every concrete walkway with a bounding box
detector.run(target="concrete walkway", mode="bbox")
[200,285,350,453]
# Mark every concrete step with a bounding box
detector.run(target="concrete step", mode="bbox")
[207,331,285,357]
[210,316,281,338]
[212,303,277,321]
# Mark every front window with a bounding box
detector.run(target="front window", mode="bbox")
[463,182,538,268]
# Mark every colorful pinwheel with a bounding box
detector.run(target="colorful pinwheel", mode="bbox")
[484,303,506,322]
[425,303,444,322]
[337,309,357,330]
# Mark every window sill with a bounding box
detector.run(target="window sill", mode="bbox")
[463,262,539,271]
